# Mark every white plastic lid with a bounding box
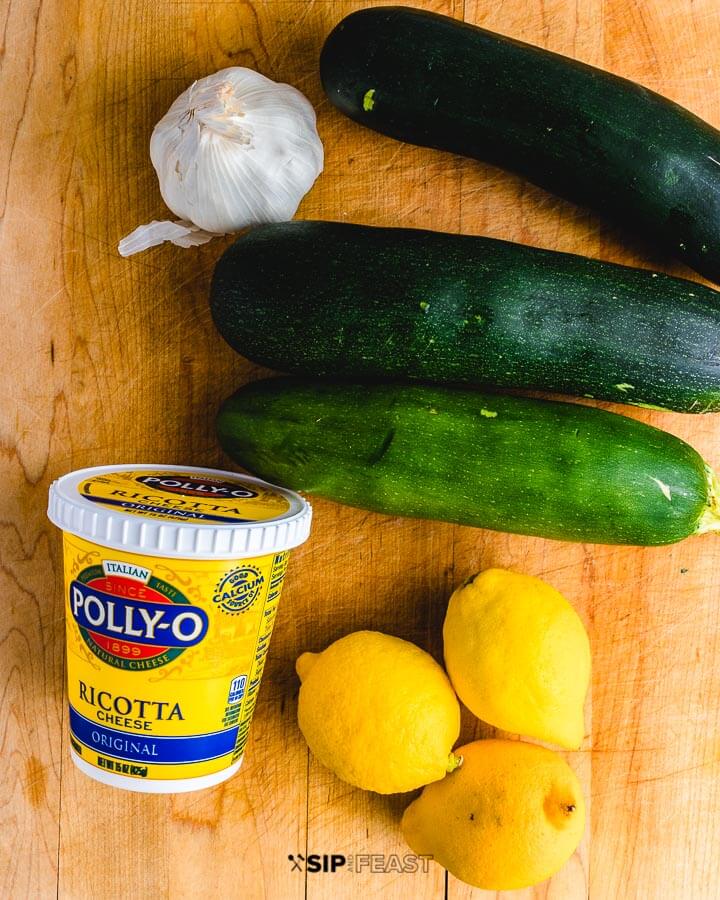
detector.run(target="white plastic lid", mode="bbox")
[47,464,312,559]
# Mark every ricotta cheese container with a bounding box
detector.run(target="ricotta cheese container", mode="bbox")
[47,464,311,793]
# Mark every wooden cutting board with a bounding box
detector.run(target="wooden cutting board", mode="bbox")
[2,1,720,897]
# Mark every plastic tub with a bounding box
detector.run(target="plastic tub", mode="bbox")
[47,464,312,793]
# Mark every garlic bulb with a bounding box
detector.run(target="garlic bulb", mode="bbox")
[119,67,323,256]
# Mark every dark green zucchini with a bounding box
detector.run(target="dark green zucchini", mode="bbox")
[217,378,720,546]
[210,221,720,413]
[320,6,720,283]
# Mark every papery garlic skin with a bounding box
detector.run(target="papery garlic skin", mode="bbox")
[119,67,323,256]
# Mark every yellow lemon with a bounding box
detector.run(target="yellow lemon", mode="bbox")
[402,739,585,890]
[296,631,461,793]
[443,569,590,748]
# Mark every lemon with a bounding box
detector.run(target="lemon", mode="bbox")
[402,739,585,890]
[443,568,590,748]
[296,631,461,793]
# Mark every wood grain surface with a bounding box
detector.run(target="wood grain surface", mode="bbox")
[2,1,720,897]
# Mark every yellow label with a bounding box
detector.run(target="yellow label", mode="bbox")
[63,532,289,782]
[77,469,291,524]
